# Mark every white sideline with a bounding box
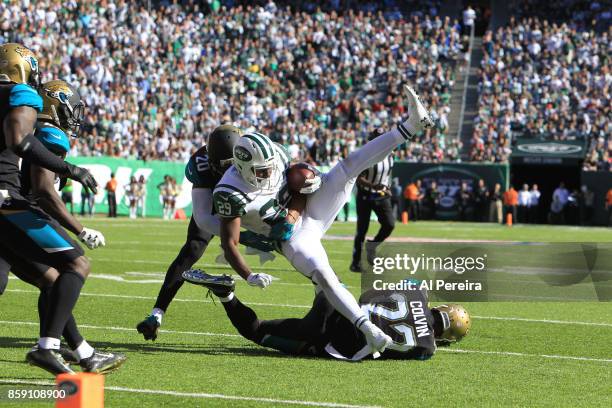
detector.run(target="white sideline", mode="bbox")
[5,288,612,327]
[4,288,612,327]
[0,379,380,408]
[1,320,610,364]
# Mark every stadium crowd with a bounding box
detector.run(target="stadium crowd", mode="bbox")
[0,0,464,165]
[471,1,610,169]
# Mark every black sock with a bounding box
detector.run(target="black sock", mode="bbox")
[62,315,84,350]
[38,286,53,338]
[221,297,262,342]
[154,238,207,311]
[43,271,84,339]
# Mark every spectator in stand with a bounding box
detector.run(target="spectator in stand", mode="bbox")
[462,5,476,36]
[517,184,531,223]
[529,184,541,223]
[473,8,610,167]
[503,185,518,224]
[489,183,503,223]
[473,179,489,222]
[0,1,462,165]
[455,182,473,221]
[105,173,118,218]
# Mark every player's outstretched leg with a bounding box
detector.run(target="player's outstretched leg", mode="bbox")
[305,86,433,232]
[137,218,212,341]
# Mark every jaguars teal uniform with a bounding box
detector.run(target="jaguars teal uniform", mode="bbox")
[0,83,83,276]
[150,146,222,313]
[222,287,436,361]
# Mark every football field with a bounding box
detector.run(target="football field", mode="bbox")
[0,219,610,407]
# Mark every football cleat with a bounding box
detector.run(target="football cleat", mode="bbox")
[397,85,434,141]
[80,350,127,374]
[349,263,362,273]
[365,240,382,265]
[29,344,78,364]
[26,347,75,375]
[360,320,393,355]
[182,269,235,297]
[136,315,160,341]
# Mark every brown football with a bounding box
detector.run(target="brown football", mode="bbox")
[286,163,315,193]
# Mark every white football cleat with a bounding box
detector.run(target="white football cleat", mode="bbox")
[360,320,393,355]
[397,85,434,140]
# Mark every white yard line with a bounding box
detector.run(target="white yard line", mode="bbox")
[0,379,380,408]
[4,288,612,327]
[1,320,609,364]
[437,348,612,363]
[4,288,312,309]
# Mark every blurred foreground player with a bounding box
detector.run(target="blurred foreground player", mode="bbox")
[0,79,125,374]
[0,44,104,374]
[184,271,471,360]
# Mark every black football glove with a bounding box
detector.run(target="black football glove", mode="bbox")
[66,163,98,194]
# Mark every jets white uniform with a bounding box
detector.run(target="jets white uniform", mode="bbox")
[214,86,434,355]
[213,141,294,236]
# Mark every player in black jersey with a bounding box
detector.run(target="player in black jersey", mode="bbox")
[0,58,119,375]
[137,125,274,340]
[185,272,471,361]
[4,80,125,374]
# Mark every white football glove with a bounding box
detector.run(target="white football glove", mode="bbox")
[299,175,321,194]
[247,273,274,289]
[78,227,106,249]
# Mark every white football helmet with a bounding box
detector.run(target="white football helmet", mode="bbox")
[233,132,282,191]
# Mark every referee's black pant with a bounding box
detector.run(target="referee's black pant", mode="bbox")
[352,192,395,266]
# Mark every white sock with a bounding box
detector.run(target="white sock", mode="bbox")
[219,292,234,303]
[38,337,60,350]
[151,308,164,324]
[74,340,94,361]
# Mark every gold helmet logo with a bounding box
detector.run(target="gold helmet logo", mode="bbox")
[38,80,85,133]
[0,43,39,85]
[433,304,471,344]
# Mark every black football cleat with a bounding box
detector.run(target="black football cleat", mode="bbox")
[349,263,362,273]
[80,350,127,374]
[182,269,235,297]
[26,347,74,375]
[136,315,160,341]
[30,344,78,364]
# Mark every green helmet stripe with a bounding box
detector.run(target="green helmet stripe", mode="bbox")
[244,134,270,160]
[254,131,274,157]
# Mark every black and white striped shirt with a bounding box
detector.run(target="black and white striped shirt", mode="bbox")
[359,155,394,192]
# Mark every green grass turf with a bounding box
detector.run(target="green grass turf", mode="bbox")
[0,219,610,407]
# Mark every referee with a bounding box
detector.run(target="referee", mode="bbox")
[350,128,395,272]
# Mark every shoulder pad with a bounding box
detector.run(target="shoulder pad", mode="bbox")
[186,148,215,188]
[9,84,43,112]
[36,127,70,155]
[213,189,247,217]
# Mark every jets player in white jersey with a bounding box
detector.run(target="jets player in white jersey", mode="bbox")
[199,86,433,356]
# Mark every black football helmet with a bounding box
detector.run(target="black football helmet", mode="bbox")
[207,124,243,175]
